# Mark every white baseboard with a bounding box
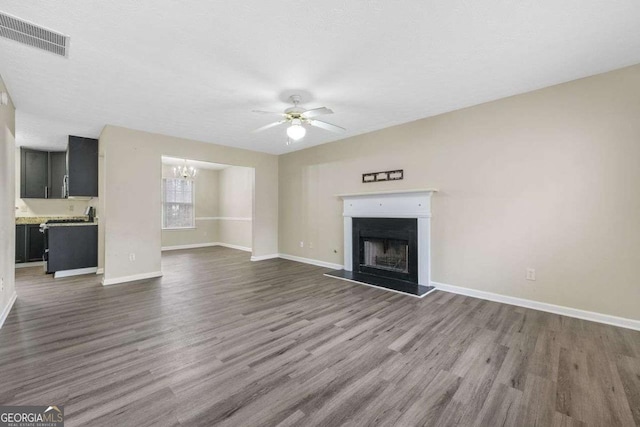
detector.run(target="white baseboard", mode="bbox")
[432,281,640,332]
[0,291,17,329]
[15,261,44,269]
[215,242,252,252]
[54,267,98,279]
[162,243,218,251]
[250,253,343,269]
[250,253,280,262]
[278,253,343,270]
[102,271,163,286]
[162,242,252,252]
[195,217,252,221]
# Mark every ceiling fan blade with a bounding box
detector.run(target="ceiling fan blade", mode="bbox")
[308,119,346,133]
[252,110,287,117]
[301,107,334,119]
[253,120,287,133]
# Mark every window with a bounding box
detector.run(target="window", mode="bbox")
[162,178,195,229]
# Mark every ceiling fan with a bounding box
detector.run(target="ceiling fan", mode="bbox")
[253,95,345,144]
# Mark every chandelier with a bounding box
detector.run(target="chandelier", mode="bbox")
[173,160,197,179]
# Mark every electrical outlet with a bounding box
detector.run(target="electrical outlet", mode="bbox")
[309,242,314,249]
[526,268,536,281]
[69,205,74,212]
[299,241,304,248]
[1,277,4,293]
[129,253,136,262]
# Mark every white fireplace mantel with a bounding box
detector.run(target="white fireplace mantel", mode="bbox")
[339,189,438,288]
[337,188,439,198]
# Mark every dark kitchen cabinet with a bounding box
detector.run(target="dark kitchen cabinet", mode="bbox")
[20,148,49,198]
[47,225,98,273]
[15,224,45,264]
[49,151,67,199]
[20,148,68,199]
[67,136,98,197]
[26,224,45,262]
[15,225,26,263]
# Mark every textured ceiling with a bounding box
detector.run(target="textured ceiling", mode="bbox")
[1,1,639,154]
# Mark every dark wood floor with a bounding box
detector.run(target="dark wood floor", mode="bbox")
[1,247,639,426]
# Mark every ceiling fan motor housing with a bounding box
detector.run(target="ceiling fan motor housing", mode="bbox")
[285,95,305,117]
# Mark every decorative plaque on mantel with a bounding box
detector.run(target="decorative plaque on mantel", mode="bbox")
[362,169,403,183]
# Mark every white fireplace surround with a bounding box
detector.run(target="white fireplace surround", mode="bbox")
[339,189,438,287]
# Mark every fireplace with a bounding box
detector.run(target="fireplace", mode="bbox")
[325,189,437,297]
[352,218,418,283]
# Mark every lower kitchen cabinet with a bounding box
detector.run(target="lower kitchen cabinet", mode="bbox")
[15,225,26,263]
[47,225,97,273]
[27,224,45,262]
[15,224,46,264]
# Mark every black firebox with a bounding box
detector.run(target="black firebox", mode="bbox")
[352,218,418,283]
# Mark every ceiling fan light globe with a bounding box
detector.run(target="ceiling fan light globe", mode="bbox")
[287,124,306,141]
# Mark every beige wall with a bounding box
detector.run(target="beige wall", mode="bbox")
[0,74,16,325]
[279,64,640,321]
[101,125,277,283]
[218,166,253,249]
[161,166,220,248]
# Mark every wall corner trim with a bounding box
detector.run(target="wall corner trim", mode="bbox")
[278,253,343,270]
[102,271,163,286]
[0,291,18,329]
[432,281,640,331]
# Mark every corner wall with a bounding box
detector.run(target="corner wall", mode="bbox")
[217,166,253,249]
[101,126,277,284]
[278,64,640,321]
[0,74,17,328]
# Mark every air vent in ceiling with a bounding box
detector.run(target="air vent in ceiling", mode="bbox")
[0,11,69,57]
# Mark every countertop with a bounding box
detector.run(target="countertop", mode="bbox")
[16,215,97,225]
[16,216,90,225]
[46,221,97,227]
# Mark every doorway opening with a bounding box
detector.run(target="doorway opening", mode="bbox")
[160,156,255,255]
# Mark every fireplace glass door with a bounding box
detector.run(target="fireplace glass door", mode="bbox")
[361,238,409,274]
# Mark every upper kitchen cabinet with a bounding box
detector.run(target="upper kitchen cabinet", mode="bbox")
[49,151,67,199]
[67,136,98,198]
[20,148,68,199]
[20,148,49,198]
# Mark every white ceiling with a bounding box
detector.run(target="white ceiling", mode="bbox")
[1,1,639,155]
[161,156,230,171]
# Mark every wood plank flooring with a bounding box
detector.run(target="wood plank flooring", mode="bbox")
[1,247,639,426]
